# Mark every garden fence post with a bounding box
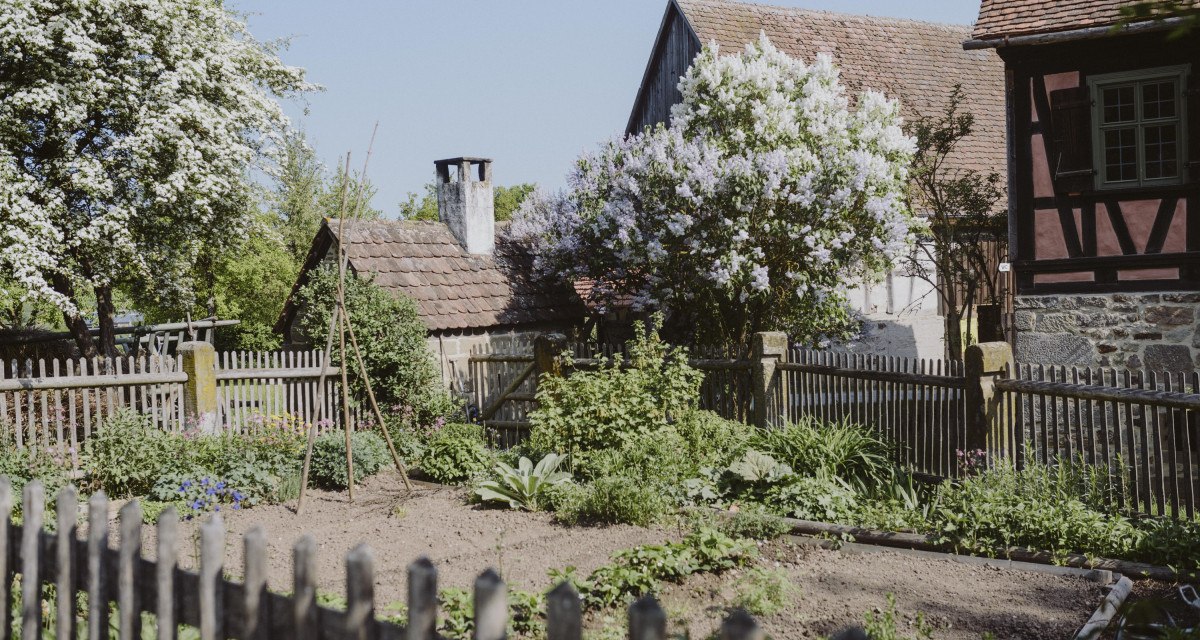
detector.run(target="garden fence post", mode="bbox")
[964,341,1014,463]
[179,341,218,433]
[534,333,569,378]
[751,332,787,429]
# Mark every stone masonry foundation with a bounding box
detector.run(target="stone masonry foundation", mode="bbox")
[1014,292,1200,371]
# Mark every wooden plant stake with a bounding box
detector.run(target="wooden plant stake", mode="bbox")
[297,124,415,513]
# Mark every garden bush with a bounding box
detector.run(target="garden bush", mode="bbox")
[751,417,893,493]
[84,410,178,496]
[419,423,492,485]
[928,463,1141,560]
[527,318,703,479]
[552,475,673,527]
[296,267,458,429]
[310,430,390,489]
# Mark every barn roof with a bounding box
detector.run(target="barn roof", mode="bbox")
[275,219,583,334]
[971,0,1153,41]
[656,0,1008,179]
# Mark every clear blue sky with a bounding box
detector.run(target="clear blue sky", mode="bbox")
[232,1,980,216]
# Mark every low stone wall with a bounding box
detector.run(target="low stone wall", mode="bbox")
[1014,292,1200,371]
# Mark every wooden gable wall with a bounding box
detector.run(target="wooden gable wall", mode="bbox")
[626,1,702,135]
[1003,32,1200,294]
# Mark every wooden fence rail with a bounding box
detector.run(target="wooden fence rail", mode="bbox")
[998,363,1200,519]
[779,349,968,479]
[2,477,800,640]
[0,344,355,452]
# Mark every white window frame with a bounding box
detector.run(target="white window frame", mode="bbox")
[1088,64,1190,190]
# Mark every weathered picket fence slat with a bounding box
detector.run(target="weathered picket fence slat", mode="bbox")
[0,477,786,640]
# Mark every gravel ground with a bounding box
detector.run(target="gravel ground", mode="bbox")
[111,471,1109,636]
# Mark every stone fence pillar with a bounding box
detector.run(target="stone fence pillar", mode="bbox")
[964,341,1014,458]
[179,341,218,433]
[751,332,788,429]
[534,333,569,378]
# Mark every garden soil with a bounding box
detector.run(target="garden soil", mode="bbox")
[117,472,1108,637]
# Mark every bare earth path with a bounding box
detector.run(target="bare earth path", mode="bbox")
[117,471,1106,637]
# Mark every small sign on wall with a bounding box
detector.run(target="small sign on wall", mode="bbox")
[998,262,1011,273]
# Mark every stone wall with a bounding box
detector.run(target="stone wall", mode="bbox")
[1014,292,1200,371]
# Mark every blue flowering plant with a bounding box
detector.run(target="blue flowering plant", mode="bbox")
[150,474,249,519]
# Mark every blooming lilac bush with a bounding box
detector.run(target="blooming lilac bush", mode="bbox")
[513,34,917,346]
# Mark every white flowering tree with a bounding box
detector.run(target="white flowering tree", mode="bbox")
[0,0,312,357]
[513,35,917,348]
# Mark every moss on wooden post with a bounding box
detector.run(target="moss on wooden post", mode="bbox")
[751,332,788,429]
[964,341,1014,460]
[179,341,218,433]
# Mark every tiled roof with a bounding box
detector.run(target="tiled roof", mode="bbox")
[675,0,1008,180]
[972,0,1150,40]
[282,219,582,333]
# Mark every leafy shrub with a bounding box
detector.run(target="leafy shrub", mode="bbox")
[419,423,492,485]
[0,434,71,515]
[296,267,458,428]
[475,453,571,511]
[674,410,752,469]
[528,319,703,479]
[715,508,792,541]
[751,417,893,493]
[767,476,858,522]
[84,410,177,496]
[732,567,794,616]
[310,431,390,489]
[574,527,756,608]
[436,586,544,640]
[928,463,1140,559]
[553,475,672,527]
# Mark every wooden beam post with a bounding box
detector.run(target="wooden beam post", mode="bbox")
[179,341,218,433]
[751,332,788,429]
[964,341,1014,463]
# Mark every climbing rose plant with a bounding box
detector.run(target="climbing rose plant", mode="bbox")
[512,35,918,347]
[0,0,312,355]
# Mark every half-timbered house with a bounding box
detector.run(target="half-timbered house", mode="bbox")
[966,1,1200,371]
[629,0,1007,359]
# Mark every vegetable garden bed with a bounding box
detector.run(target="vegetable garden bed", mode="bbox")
[112,471,1111,639]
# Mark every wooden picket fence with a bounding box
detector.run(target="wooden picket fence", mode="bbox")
[778,349,967,479]
[0,349,353,453]
[2,477,794,640]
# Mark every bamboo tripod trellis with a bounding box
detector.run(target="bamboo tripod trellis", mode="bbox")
[296,126,413,515]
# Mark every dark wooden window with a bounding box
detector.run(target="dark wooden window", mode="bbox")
[1089,65,1189,189]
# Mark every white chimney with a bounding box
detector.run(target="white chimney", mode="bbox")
[435,157,494,255]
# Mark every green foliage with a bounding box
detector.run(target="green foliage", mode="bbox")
[732,567,794,616]
[928,463,1140,560]
[570,527,756,608]
[296,266,456,427]
[309,431,390,489]
[435,585,544,640]
[712,508,793,541]
[528,318,704,479]
[863,594,934,640]
[84,410,178,497]
[751,418,893,493]
[420,423,493,485]
[399,182,535,222]
[767,476,858,522]
[475,453,572,511]
[552,476,673,527]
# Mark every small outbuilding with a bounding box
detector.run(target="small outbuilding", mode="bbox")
[274,158,584,396]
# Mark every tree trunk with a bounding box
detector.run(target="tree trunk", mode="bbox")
[94,285,118,359]
[945,310,963,361]
[48,274,99,359]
